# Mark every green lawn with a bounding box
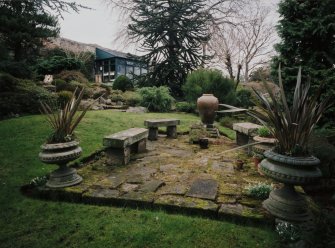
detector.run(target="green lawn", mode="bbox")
[0,110,279,248]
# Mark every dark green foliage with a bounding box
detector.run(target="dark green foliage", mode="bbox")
[271,0,335,125]
[219,116,238,129]
[0,73,19,91]
[54,70,89,84]
[53,79,68,92]
[0,75,57,118]
[175,102,196,113]
[110,90,125,102]
[57,90,73,108]
[309,134,335,178]
[236,89,253,108]
[0,61,33,78]
[36,56,83,75]
[0,1,59,62]
[257,126,271,138]
[123,91,142,106]
[138,86,174,112]
[112,75,134,92]
[183,69,236,104]
[128,0,211,96]
[246,183,272,200]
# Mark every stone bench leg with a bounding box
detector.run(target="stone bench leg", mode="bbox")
[130,138,147,153]
[236,132,250,146]
[167,125,177,138]
[106,146,131,166]
[148,127,158,141]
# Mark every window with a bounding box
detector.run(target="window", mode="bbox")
[134,67,141,76]
[141,67,147,74]
[126,66,134,79]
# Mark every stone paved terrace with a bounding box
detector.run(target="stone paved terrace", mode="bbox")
[27,134,277,223]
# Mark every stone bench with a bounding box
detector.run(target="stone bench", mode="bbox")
[144,119,180,141]
[103,128,148,165]
[233,122,261,146]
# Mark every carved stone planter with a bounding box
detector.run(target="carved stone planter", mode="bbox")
[197,94,219,127]
[260,149,321,222]
[39,140,83,188]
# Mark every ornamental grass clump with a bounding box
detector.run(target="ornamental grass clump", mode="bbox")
[40,87,92,143]
[248,66,331,156]
[246,182,272,200]
[275,221,301,243]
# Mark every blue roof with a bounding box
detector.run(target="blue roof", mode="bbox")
[95,47,131,60]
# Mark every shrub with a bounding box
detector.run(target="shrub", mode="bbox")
[257,126,272,137]
[110,90,124,102]
[246,182,272,199]
[112,75,133,92]
[138,86,174,112]
[57,91,73,108]
[0,79,57,118]
[0,60,33,78]
[175,102,196,113]
[53,79,92,99]
[36,56,83,75]
[53,79,68,92]
[219,116,238,129]
[54,70,89,84]
[0,73,19,91]
[275,221,301,243]
[183,69,236,104]
[123,91,142,106]
[236,89,253,108]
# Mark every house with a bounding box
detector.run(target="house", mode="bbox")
[94,48,147,83]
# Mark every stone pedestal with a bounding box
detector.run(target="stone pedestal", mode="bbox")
[47,165,83,188]
[106,147,131,166]
[148,127,158,141]
[167,126,177,138]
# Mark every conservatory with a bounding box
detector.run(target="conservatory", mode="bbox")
[94,48,147,83]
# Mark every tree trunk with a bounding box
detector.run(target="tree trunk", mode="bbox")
[235,64,242,90]
[244,62,249,84]
[225,53,234,80]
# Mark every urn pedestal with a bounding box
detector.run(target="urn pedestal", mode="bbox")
[39,140,83,188]
[197,94,219,137]
[260,149,321,223]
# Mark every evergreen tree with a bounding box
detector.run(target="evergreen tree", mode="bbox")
[128,0,210,96]
[0,1,59,62]
[271,0,335,124]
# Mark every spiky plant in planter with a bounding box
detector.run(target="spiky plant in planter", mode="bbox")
[248,66,331,223]
[39,88,92,188]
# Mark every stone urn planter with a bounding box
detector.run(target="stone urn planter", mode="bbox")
[260,149,321,222]
[39,140,83,188]
[197,94,219,127]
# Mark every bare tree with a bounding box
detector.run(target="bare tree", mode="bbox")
[104,0,246,53]
[208,0,275,84]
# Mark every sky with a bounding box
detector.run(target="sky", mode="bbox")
[58,0,280,53]
[58,0,125,50]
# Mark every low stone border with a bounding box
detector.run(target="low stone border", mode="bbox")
[21,183,273,225]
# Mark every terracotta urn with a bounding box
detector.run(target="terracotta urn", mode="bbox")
[39,140,83,188]
[197,94,219,126]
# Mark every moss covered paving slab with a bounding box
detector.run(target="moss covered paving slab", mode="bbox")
[26,134,276,224]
